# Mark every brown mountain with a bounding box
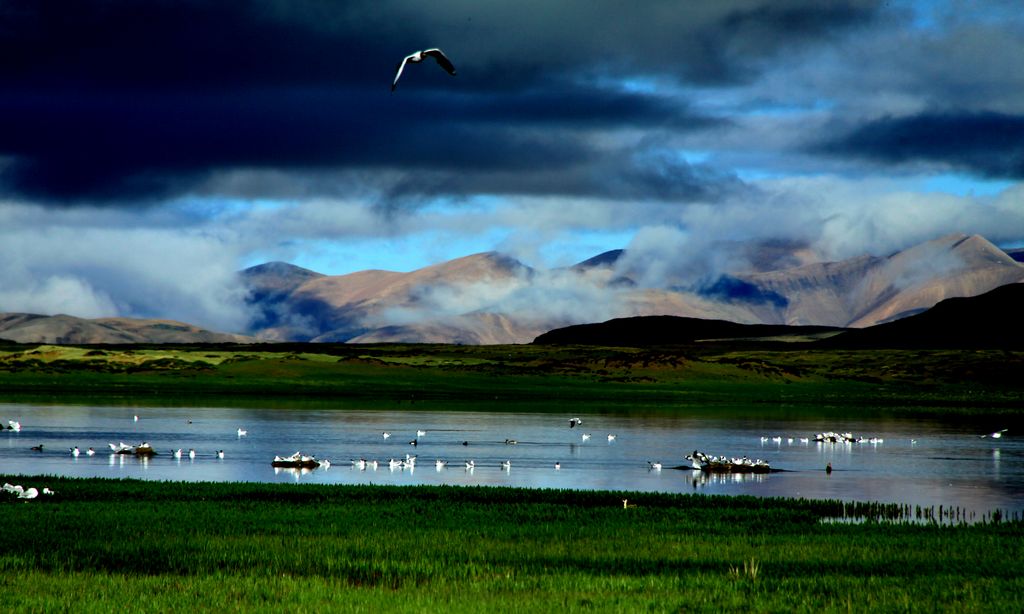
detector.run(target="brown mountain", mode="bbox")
[241,261,326,340]
[0,313,253,345]
[240,233,1024,344]
[739,234,1024,327]
[247,252,532,342]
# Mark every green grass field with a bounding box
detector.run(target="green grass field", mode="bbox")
[2,342,1023,417]
[1,478,1021,612]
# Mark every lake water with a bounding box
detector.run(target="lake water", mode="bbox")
[3,402,1021,518]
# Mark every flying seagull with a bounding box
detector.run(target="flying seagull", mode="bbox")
[392,48,456,92]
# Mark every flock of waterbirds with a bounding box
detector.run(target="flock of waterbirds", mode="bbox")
[280,417,618,476]
[2,481,55,500]
[5,416,240,467]
[759,431,889,446]
[3,415,631,479]
[3,415,1013,491]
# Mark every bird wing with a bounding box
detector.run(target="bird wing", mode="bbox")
[392,55,413,91]
[423,48,457,75]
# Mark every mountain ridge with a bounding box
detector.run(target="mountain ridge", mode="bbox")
[238,233,1023,344]
[3,233,1022,345]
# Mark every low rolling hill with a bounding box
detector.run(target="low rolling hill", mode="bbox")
[533,316,843,346]
[821,282,1024,349]
[532,283,1023,350]
[0,313,253,345]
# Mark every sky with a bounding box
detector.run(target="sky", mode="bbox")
[2,0,1023,332]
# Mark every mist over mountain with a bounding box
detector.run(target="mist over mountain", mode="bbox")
[3,232,1020,345]
[235,232,1024,344]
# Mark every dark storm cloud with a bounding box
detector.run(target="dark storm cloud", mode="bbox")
[373,140,754,210]
[818,111,1024,179]
[0,0,883,204]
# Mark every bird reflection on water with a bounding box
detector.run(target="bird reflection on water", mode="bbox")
[690,470,769,490]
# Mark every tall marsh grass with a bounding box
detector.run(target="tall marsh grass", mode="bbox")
[1,477,1021,611]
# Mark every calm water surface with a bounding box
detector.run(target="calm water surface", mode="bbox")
[3,402,1021,517]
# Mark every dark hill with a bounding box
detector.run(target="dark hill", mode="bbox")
[533,315,842,347]
[573,249,625,270]
[821,282,1023,349]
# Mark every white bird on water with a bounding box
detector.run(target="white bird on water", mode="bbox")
[9,420,21,432]
[392,48,457,92]
[607,434,616,442]
[86,447,95,456]
[71,446,80,457]
[382,432,391,439]
[648,461,662,471]
[981,428,1008,439]
[237,428,247,437]
[581,433,591,441]
[217,450,225,459]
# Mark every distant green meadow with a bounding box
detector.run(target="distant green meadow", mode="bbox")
[1,478,1021,612]
[1,343,1022,418]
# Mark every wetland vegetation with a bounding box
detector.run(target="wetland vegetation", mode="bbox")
[2,478,1021,612]
[1,341,1022,416]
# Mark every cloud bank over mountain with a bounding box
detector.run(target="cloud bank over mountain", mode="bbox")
[1,2,1022,327]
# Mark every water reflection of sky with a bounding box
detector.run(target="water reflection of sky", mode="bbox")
[2,402,1021,517]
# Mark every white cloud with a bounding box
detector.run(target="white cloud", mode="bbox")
[0,202,250,332]
[0,275,119,319]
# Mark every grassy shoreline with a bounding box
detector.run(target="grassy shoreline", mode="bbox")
[2,477,1021,612]
[2,343,1023,417]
